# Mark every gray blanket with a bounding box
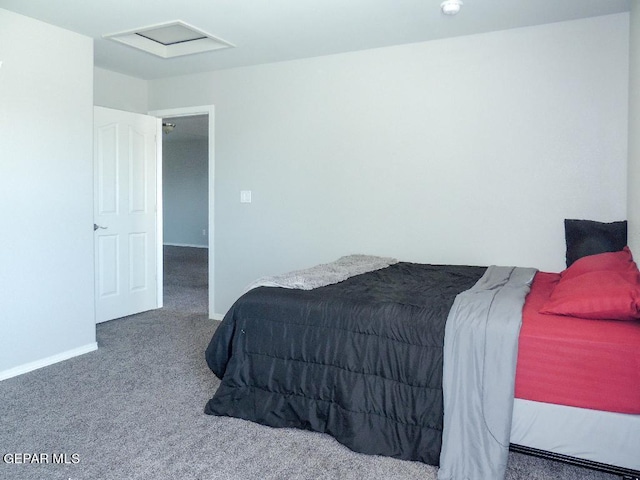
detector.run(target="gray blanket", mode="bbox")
[243,254,398,292]
[438,266,537,480]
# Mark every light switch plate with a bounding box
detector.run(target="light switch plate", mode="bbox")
[240,190,252,203]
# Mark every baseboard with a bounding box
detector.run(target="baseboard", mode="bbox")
[0,342,98,382]
[164,242,208,249]
[211,313,225,321]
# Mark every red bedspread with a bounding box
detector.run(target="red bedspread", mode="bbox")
[515,272,640,414]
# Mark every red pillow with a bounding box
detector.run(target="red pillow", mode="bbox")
[560,246,636,281]
[540,270,640,320]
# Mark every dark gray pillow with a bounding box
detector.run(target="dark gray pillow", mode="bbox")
[564,219,627,267]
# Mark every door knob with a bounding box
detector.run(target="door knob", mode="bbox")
[94,223,108,231]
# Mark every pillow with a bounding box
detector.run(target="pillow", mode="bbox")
[561,246,637,281]
[540,270,640,320]
[564,219,627,267]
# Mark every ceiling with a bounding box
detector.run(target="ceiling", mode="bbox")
[0,0,631,80]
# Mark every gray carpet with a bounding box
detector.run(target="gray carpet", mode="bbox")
[0,246,617,480]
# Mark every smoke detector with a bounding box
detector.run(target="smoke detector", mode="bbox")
[441,0,463,15]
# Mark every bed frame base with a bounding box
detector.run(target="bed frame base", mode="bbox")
[510,444,640,480]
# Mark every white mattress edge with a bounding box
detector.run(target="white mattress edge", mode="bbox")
[510,398,640,471]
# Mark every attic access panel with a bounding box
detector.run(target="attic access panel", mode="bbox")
[104,21,234,58]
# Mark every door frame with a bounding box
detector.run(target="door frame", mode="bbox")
[148,105,216,319]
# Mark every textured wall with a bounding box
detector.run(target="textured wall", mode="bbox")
[628,4,640,255]
[163,138,209,247]
[149,14,629,315]
[0,9,96,377]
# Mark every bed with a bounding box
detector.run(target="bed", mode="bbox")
[510,268,640,477]
[204,221,640,479]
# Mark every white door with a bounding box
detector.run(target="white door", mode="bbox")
[94,106,159,323]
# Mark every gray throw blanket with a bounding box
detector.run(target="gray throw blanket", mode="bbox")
[438,266,536,480]
[244,254,398,292]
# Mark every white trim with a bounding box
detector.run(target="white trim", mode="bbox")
[0,343,98,381]
[164,242,208,249]
[148,105,216,319]
[211,313,225,321]
[156,119,164,309]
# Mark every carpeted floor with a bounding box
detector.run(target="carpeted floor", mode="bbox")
[0,246,618,480]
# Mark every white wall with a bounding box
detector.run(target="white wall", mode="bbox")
[94,67,148,114]
[163,138,209,247]
[628,4,640,255]
[0,9,96,378]
[149,14,629,315]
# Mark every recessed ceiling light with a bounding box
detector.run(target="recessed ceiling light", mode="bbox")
[441,0,463,15]
[104,20,234,58]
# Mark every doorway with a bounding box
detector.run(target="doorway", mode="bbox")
[149,105,216,319]
[161,114,209,315]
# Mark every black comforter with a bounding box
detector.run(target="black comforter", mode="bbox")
[205,262,485,465]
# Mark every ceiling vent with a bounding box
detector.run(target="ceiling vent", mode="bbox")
[103,20,234,58]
